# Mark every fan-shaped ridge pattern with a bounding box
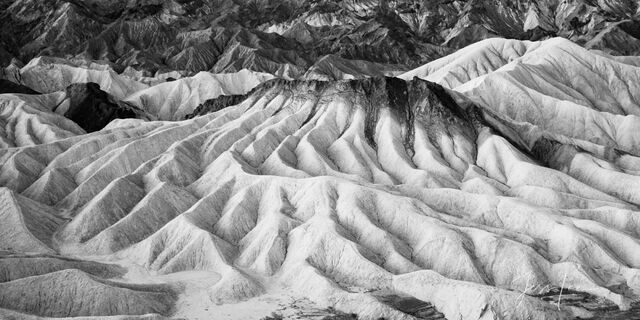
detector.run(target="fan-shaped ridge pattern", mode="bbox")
[2,38,640,319]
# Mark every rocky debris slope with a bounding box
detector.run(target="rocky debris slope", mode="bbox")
[3,38,640,318]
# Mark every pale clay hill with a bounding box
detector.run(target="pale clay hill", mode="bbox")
[2,37,640,320]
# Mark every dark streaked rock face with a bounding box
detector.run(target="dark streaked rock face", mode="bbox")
[187,76,479,158]
[61,82,143,132]
[185,94,249,120]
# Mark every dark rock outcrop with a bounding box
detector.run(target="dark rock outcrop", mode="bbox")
[185,94,249,120]
[59,82,145,132]
[0,79,38,94]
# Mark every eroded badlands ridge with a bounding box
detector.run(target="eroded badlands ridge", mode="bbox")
[2,38,640,319]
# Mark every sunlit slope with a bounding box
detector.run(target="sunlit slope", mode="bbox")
[123,69,274,121]
[0,92,85,147]
[402,38,640,209]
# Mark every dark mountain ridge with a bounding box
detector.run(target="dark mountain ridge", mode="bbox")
[1,0,638,79]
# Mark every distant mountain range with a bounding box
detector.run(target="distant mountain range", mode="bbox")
[2,0,639,80]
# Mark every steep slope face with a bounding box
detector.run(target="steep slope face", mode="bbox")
[3,43,640,318]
